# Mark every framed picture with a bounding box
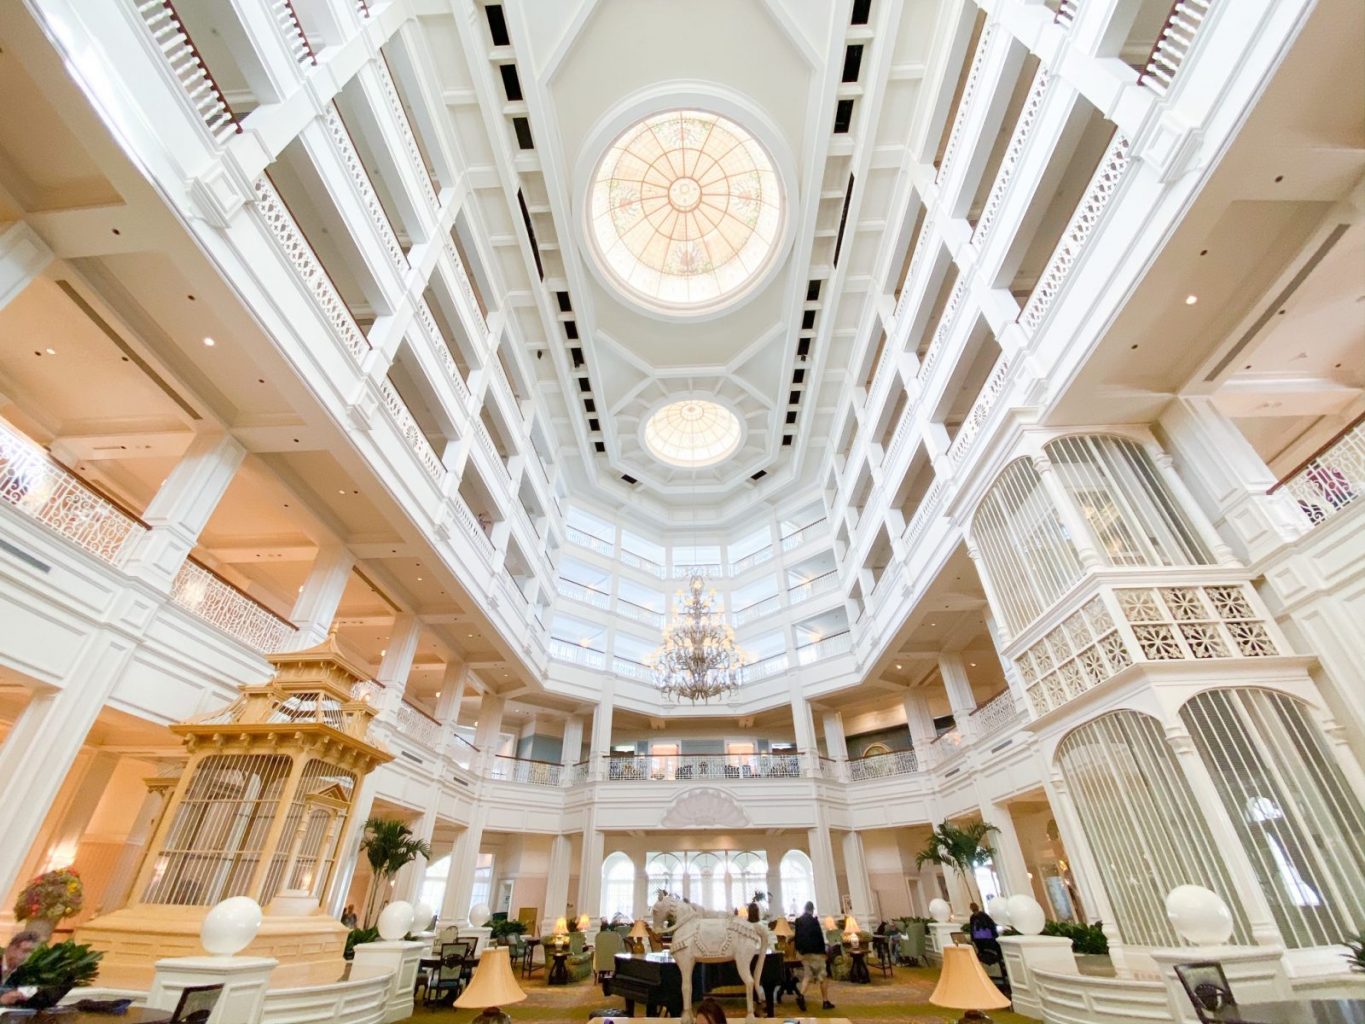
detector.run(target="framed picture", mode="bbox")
[840,893,853,914]
[172,983,224,1023]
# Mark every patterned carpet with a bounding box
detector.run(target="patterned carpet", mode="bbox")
[400,963,1039,1023]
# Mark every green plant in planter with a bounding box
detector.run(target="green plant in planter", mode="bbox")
[1041,920,1109,955]
[343,926,381,960]
[489,918,527,943]
[358,817,431,927]
[914,819,1000,903]
[1344,929,1365,974]
[8,940,103,1009]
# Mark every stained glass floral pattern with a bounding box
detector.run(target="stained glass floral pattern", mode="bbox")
[589,110,781,311]
[644,400,742,468]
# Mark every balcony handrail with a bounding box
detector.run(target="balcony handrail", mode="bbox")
[0,419,151,528]
[780,517,826,542]
[1267,412,1365,494]
[182,555,294,627]
[135,0,241,142]
[968,689,1011,715]
[493,753,563,767]
[1137,0,1212,97]
[270,0,317,65]
[787,568,838,592]
[449,731,481,753]
[796,629,851,649]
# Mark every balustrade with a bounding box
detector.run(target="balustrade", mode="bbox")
[733,594,781,625]
[671,562,722,579]
[788,570,839,605]
[611,656,652,681]
[548,637,606,669]
[603,752,807,782]
[795,630,853,665]
[394,700,442,750]
[377,379,444,482]
[1138,0,1213,97]
[556,577,611,609]
[780,518,827,552]
[973,68,1052,250]
[917,279,968,384]
[968,689,1022,740]
[566,526,614,557]
[743,652,789,681]
[133,0,239,142]
[0,419,148,564]
[268,0,315,66]
[728,546,775,575]
[847,749,920,781]
[170,557,296,653]
[489,755,563,786]
[947,354,1012,464]
[937,24,997,184]
[1269,413,1364,528]
[620,549,667,577]
[618,597,665,627]
[448,732,480,772]
[451,497,494,557]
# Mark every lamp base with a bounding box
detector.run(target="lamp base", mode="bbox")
[956,1012,995,1024]
[473,1007,512,1024]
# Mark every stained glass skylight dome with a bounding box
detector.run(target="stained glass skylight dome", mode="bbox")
[644,400,743,468]
[588,109,782,314]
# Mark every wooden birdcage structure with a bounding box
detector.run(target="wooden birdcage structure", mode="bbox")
[77,636,392,987]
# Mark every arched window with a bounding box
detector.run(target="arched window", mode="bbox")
[780,850,815,916]
[1056,710,1250,947]
[1180,688,1365,948]
[972,458,1084,633]
[647,852,684,900]
[1044,435,1210,567]
[601,852,636,922]
[689,852,726,911]
[419,854,451,918]
[728,851,768,910]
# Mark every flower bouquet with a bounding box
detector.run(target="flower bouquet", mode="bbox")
[13,867,84,934]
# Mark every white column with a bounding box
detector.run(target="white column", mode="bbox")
[327,774,377,918]
[938,653,977,723]
[982,610,1028,709]
[902,689,938,751]
[100,768,178,913]
[588,683,615,779]
[288,545,355,649]
[561,715,585,769]
[434,660,469,724]
[542,834,572,937]
[394,806,436,905]
[375,614,422,716]
[1031,452,1106,571]
[0,630,135,898]
[841,830,873,921]
[821,711,848,762]
[0,221,53,313]
[120,432,247,589]
[981,800,1028,900]
[577,809,604,920]
[13,750,119,893]
[807,814,839,917]
[443,810,487,926]
[473,691,506,777]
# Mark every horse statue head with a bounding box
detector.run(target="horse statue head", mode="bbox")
[650,892,685,933]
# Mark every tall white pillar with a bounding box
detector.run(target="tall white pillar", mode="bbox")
[577,808,604,920]
[902,689,937,751]
[444,809,487,926]
[588,683,615,779]
[473,691,506,777]
[980,799,1028,900]
[394,805,437,905]
[938,654,977,723]
[807,812,839,917]
[288,545,355,649]
[1031,452,1105,571]
[0,630,135,899]
[10,750,119,898]
[821,710,848,761]
[841,830,873,921]
[542,834,572,937]
[376,614,422,716]
[434,660,469,724]
[561,715,585,769]
[121,432,246,589]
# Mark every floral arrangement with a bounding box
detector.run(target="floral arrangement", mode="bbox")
[13,868,84,923]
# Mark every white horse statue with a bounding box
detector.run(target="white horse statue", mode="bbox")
[650,894,767,1024]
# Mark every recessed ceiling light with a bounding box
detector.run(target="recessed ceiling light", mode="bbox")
[338,489,346,495]
[969,662,977,667]
[895,664,903,670]
[45,347,56,355]
[203,336,216,346]
[1184,294,1198,305]
[380,649,387,657]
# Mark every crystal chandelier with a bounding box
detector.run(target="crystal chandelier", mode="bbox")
[647,575,749,702]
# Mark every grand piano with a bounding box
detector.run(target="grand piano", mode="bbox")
[605,951,789,1018]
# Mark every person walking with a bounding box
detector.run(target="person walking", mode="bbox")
[792,901,834,1011]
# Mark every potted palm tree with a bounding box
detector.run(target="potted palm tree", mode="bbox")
[359,817,432,927]
[914,819,1000,905]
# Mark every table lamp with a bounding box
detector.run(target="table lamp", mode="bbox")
[629,919,649,954]
[930,944,1011,1023]
[773,918,794,939]
[553,915,569,949]
[843,915,862,948]
[822,915,836,931]
[454,946,526,1024]
[577,913,592,932]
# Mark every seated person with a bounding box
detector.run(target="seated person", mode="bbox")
[695,996,727,1024]
[0,931,40,1008]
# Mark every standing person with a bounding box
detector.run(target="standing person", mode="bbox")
[0,931,40,1007]
[967,902,998,941]
[792,901,834,1012]
[340,904,358,929]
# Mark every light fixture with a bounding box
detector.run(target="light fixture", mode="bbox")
[628,918,650,954]
[203,336,216,346]
[930,944,1011,1022]
[1184,294,1198,305]
[44,347,56,355]
[896,664,903,670]
[647,575,750,703]
[454,946,526,1024]
[577,913,591,932]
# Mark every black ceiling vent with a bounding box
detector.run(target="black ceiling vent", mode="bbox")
[577,377,591,393]
[851,0,872,25]
[513,117,534,150]
[833,172,856,266]
[499,63,523,102]
[588,418,600,431]
[621,474,638,485]
[484,5,510,45]
[594,440,606,453]
[801,309,816,331]
[834,99,854,133]
[516,189,544,280]
[797,337,811,357]
[556,291,573,312]
[806,279,822,302]
[564,320,579,340]
[750,469,768,481]
[782,435,793,447]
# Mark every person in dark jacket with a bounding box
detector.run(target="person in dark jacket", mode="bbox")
[792,902,834,1011]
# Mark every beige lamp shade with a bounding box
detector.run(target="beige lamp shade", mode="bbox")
[822,916,836,931]
[454,947,527,1009]
[773,918,794,938]
[553,915,568,935]
[577,914,592,931]
[843,915,862,935]
[930,945,1011,1012]
[629,920,650,940]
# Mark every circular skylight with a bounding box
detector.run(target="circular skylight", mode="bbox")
[644,400,742,468]
[588,109,782,314]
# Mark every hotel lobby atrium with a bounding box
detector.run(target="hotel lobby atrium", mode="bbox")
[0,0,1362,1021]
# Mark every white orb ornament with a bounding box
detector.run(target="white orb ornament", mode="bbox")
[468,902,492,928]
[1166,885,1234,945]
[200,896,262,956]
[1005,894,1046,935]
[377,900,415,941]
[928,898,952,923]
[412,901,434,932]
[986,895,1011,926]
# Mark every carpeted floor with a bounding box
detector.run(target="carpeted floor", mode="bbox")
[400,963,1039,1024]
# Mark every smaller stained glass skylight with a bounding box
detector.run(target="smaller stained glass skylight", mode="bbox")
[644,400,742,468]
[589,110,782,313]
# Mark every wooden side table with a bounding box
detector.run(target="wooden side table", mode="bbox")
[847,948,871,984]
[548,950,571,985]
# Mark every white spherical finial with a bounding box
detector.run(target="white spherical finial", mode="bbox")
[377,900,415,941]
[1005,894,1046,935]
[468,902,492,928]
[412,902,435,933]
[928,898,952,923]
[1166,885,1234,945]
[200,896,262,956]
[986,895,1010,925]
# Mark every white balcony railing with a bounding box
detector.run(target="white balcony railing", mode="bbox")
[548,637,606,669]
[489,755,562,786]
[134,0,239,142]
[611,656,652,681]
[394,700,443,750]
[947,354,1011,464]
[732,594,781,625]
[1138,0,1213,97]
[672,562,722,579]
[170,557,296,653]
[743,652,789,680]
[780,519,827,552]
[795,631,853,665]
[378,379,444,482]
[728,546,775,575]
[1270,413,1364,528]
[603,752,807,782]
[0,418,147,564]
[621,549,667,577]
[847,748,920,781]
[618,598,665,627]
[556,577,611,609]
[566,526,614,557]
[968,689,1023,741]
[448,732,480,772]
[788,569,839,605]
